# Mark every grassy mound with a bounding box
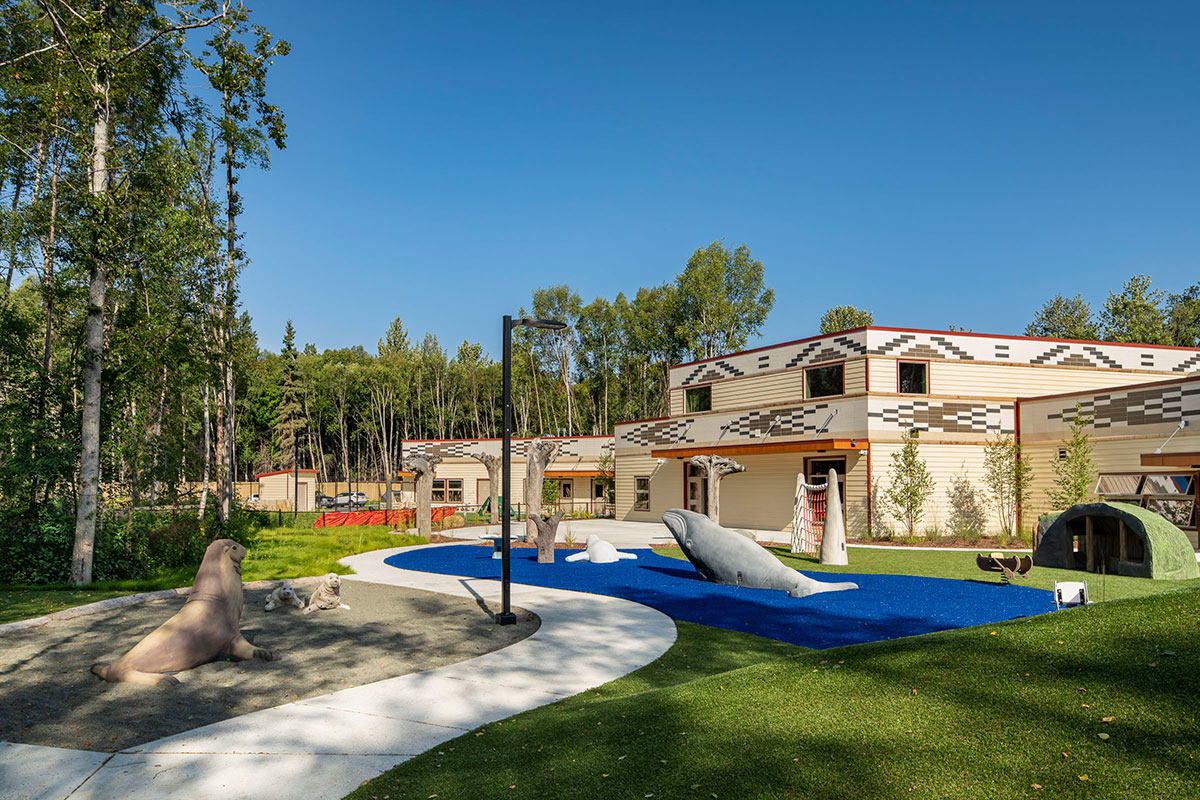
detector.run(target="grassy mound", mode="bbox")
[349,589,1200,800]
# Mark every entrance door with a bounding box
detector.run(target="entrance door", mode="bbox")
[686,463,707,515]
[806,458,846,517]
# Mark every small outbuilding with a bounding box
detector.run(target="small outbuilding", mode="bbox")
[1033,502,1199,580]
[255,468,319,512]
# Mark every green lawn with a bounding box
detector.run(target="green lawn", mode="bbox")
[653,544,1200,603]
[0,525,425,625]
[349,588,1200,800]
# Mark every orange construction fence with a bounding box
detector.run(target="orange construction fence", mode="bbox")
[312,507,456,529]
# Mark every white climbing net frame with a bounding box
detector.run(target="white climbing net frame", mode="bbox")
[792,475,827,555]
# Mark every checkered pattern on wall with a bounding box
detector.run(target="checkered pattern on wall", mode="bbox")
[1048,385,1198,429]
[867,400,1014,435]
[404,437,607,460]
[669,329,1200,389]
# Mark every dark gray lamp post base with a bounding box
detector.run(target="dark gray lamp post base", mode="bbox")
[496,611,517,625]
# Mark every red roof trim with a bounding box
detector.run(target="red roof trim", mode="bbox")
[669,325,1200,372]
[255,468,319,479]
[401,434,612,443]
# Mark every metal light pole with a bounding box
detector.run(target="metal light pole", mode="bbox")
[499,315,566,625]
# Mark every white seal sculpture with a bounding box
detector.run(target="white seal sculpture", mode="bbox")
[564,535,638,564]
[304,573,350,613]
[662,509,858,598]
[264,584,305,611]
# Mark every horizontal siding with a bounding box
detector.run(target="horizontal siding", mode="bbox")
[615,454,682,522]
[868,358,897,393]
[714,452,867,534]
[1022,435,1200,522]
[844,359,867,394]
[711,369,807,411]
[670,389,683,416]
[929,361,1170,399]
[871,442,1000,537]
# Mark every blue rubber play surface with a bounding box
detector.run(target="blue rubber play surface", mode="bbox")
[385,545,1056,650]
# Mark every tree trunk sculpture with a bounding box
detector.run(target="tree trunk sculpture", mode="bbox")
[525,438,562,541]
[402,453,442,536]
[470,452,501,524]
[529,510,565,563]
[690,454,746,524]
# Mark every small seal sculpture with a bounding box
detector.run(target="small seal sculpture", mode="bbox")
[304,573,350,613]
[662,509,858,598]
[91,538,279,687]
[264,583,305,611]
[565,535,638,564]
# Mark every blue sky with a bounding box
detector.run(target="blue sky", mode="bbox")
[233,1,1200,357]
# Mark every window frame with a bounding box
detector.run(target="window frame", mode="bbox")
[685,384,712,413]
[1094,471,1197,530]
[805,361,845,399]
[431,478,464,504]
[634,476,651,511]
[897,360,929,395]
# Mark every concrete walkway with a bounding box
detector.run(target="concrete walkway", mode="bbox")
[1,544,676,800]
[464,517,794,547]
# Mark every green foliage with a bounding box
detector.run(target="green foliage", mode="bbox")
[819,304,874,334]
[1099,274,1169,344]
[1046,404,1096,510]
[1166,282,1200,347]
[884,429,936,537]
[982,433,1032,542]
[1025,293,1098,340]
[541,478,560,507]
[675,240,775,360]
[946,471,986,543]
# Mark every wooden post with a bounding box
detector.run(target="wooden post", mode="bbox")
[1118,519,1127,563]
[1085,517,1095,572]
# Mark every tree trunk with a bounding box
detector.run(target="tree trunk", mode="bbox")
[470,452,501,524]
[198,383,211,520]
[690,454,746,524]
[402,454,441,537]
[530,510,563,563]
[71,93,110,586]
[524,438,561,540]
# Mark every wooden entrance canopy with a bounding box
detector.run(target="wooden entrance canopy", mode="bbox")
[651,438,866,460]
[1140,452,1200,468]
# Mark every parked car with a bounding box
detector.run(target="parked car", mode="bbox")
[332,491,368,509]
[316,492,333,509]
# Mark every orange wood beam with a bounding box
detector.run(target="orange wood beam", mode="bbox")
[652,438,867,459]
[1140,452,1200,468]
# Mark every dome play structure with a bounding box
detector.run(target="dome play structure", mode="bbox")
[1033,502,1199,581]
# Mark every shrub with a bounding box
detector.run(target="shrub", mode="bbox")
[947,472,987,544]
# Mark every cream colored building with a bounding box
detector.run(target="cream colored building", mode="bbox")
[1019,374,1199,548]
[255,468,318,512]
[614,326,1200,538]
[401,436,614,515]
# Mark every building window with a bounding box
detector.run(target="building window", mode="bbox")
[806,363,844,398]
[634,476,651,511]
[431,478,463,504]
[1096,472,1196,529]
[559,480,573,499]
[898,361,928,394]
[685,385,711,413]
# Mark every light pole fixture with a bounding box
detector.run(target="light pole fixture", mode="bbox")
[499,316,567,625]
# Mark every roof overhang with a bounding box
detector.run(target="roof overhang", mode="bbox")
[255,469,319,479]
[545,470,603,478]
[651,438,866,460]
[1140,452,1200,469]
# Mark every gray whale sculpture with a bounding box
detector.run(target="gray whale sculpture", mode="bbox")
[662,509,858,598]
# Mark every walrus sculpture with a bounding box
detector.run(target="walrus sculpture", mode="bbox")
[662,509,858,598]
[91,538,279,687]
